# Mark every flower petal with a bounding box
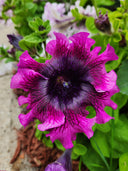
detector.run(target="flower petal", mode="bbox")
[18,95,30,106]
[96,108,114,124]
[70,32,90,61]
[10,69,45,91]
[46,32,69,58]
[103,85,120,109]
[18,110,34,127]
[18,51,43,71]
[38,106,65,131]
[94,70,117,92]
[98,44,118,62]
[46,109,96,149]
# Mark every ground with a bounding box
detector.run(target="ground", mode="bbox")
[0,23,37,171]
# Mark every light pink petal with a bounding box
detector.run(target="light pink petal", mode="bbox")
[46,32,69,58]
[38,106,65,131]
[18,51,43,71]
[10,69,44,91]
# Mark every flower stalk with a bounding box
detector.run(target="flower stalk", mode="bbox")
[110,110,115,171]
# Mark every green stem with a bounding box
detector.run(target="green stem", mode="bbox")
[110,110,114,171]
[93,138,110,171]
[43,41,48,58]
[79,157,82,171]
[91,0,99,17]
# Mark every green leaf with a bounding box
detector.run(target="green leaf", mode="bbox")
[124,0,128,9]
[35,129,43,140]
[95,0,114,6]
[108,11,123,19]
[125,31,128,41]
[35,57,50,63]
[117,60,128,95]
[29,17,51,35]
[112,19,120,32]
[71,8,86,22]
[19,39,33,51]
[119,152,128,171]
[112,92,128,109]
[91,131,110,158]
[73,144,87,156]
[23,33,43,44]
[42,136,53,148]
[86,17,99,34]
[71,151,79,160]
[112,33,122,42]
[105,49,124,72]
[79,0,88,7]
[55,140,65,151]
[86,106,96,118]
[82,145,108,171]
[15,51,23,61]
[91,115,128,158]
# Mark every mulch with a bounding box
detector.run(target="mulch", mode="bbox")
[10,122,88,171]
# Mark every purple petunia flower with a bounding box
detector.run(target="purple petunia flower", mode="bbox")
[45,148,72,171]
[10,32,119,148]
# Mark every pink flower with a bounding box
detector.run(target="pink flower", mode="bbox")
[10,32,119,148]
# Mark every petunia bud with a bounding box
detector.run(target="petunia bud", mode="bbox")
[45,148,72,171]
[7,34,23,51]
[95,12,111,34]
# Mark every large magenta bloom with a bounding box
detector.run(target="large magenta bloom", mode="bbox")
[11,32,119,148]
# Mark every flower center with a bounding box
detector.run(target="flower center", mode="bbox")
[56,76,71,88]
[40,57,92,110]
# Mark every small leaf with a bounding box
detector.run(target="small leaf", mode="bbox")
[71,8,85,21]
[117,60,128,95]
[73,144,87,156]
[24,33,43,44]
[86,106,96,118]
[113,19,120,32]
[112,33,122,42]
[112,92,128,109]
[42,136,53,148]
[79,0,88,7]
[119,152,128,171]
[125,31,128,41]
[86,17,99,34]
[55,140,65,151]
